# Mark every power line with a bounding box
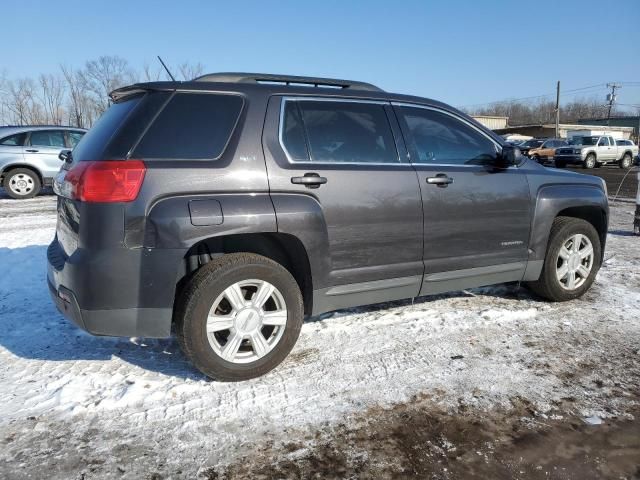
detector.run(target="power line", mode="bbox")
[462,83,607,108]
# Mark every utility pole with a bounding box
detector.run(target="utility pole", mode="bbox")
[606,83,621,125]
[555,80,560,138]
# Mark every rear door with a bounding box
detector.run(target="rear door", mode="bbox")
[25,130,67,178]
[393,103,532,295]
[263,96,424,306]
[0,131,27,167]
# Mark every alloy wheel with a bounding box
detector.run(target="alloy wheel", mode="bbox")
[206,279,288,364]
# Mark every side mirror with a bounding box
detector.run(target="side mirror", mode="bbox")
[59,149,71,162]
[497,144,522,167]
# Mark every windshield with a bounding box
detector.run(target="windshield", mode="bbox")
[569,136,598,146]
[521,140,543,148]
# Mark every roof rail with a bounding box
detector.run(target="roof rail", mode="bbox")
[192,72,384,92]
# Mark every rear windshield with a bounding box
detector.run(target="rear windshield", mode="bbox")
[72,95,142,162]
[132,92,244,160]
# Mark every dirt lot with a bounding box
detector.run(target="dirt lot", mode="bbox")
[0,192,639,479]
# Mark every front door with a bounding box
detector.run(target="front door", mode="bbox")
[24,130,66,178]
[393,103,532,295]
[263,96,424,310]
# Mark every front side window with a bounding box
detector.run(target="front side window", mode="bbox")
[283,100,398,164]
[598,137,609,146]
[0,133,26,146]
[399,106,497,165]
[133,92,243,160]
[29,130,66,147]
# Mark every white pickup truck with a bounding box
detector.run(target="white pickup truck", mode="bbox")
[554,135,639,169]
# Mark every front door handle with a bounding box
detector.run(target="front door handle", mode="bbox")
[26,149,39,153]
[426,173,454,187]
[291,173,327,189]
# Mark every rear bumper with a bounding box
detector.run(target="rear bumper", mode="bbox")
[47,238,178,338]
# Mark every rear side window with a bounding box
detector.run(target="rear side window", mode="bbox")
[282,100,398,164]
[73,95,142,161]
[132,93,243,160]
[0,133,26,146]
[67,131,85,148]
[29,130,66,147]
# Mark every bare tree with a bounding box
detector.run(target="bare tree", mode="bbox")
[60,65,93,128]
[178,61,204,81]
[38,73,66,125]
[81,55,135,114]
[4,78,47,125]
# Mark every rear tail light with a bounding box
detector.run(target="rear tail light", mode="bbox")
[63,160,146,203]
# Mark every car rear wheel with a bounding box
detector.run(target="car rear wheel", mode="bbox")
[531,154,540,163]
[175,253,304,381]
[3,168,41,199]
[527,217,601,302]
[619,153,632,169]
[583,154,596,169]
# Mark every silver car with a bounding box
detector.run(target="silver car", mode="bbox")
[0,126,87,199]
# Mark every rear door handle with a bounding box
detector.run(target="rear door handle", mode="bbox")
[26,149,39,153]
[426,174,454,187]
[291,173,327,188]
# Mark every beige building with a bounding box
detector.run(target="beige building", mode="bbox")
[471,115,508,130]
[493,123,634,140]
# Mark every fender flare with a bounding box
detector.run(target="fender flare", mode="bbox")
[524,184,608,281]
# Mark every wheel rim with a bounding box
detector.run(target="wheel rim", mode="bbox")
[8,173,34,196]
[623,156,631,167]
[556,234,594,290]
[586,156,595,168]
[206,279,287,364]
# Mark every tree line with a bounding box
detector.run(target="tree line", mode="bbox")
[2,58,635,129]
[464,97,632,126]
[0,56,204,129]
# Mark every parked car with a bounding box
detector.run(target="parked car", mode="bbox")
[0,126,87,199]
[526,138,568,164]
[554,135,638,169]
[48,73,609,381]
[517,138,545,156]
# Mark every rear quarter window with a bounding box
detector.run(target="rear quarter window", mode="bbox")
[132,93,244,160]
[73,95,143,161]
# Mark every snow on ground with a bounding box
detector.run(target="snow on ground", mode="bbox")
[0,195,639,479]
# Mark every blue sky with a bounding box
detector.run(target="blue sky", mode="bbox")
[3,0,640,110]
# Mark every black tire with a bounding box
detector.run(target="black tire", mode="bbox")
[583,153,596,169]
[2,168,41,199]
[527,217,601,302]
[555,159,567,169]
[594,162,602,168]
[619,153,632,169]
[531,154,540,163]
[175,253,304,381]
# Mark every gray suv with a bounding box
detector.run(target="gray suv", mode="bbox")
[0,125,86,199]
[47,73,608,381]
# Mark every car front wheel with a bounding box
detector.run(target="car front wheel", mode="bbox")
[583,154,596,169]
[3,168,41,199]
[527,217,601,302]
[175,253,304,381]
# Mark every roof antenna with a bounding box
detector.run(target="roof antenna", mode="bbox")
[157,55,176,82]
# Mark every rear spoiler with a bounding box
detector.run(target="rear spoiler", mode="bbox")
[109,82,178,102]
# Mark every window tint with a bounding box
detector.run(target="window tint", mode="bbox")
[294,100,398,164]
[133,93,243,159]
[598,137,609,146]
[281,101,309,161]
[0,133,26,146]
[29,130,65,147]
[400,107,497,165]
[68,131,85,148]
[73,95,142,162]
